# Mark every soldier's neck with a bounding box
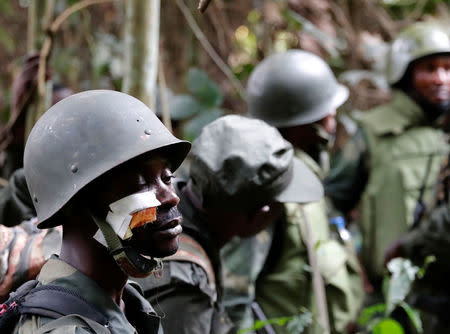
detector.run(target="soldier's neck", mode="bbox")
[60,219,128,306]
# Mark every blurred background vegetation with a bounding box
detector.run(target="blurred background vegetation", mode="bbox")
[0,0,449,140]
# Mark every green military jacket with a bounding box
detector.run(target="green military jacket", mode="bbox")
[13,256,161,334]
[359,92,448,278]
[137,180,233,334]
[223,150,364,334]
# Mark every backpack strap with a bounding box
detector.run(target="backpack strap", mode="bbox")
[0,280,110,334]
[20,284,109,326]
[164,234,216,291]
[36,314,111,334]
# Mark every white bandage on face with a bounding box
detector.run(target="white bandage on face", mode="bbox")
[94,191,161,246]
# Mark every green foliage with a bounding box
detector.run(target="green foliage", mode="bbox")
[237,308,313,334]
[187,68,223,108]
[0,0,13,16]
[358,257,436,333]
[286,310,313,334]
[170,68,224,141]
[0,29,14,53]
[372,318,404,334]
[183,108,223,142]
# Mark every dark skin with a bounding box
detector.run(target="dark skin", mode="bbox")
[183,182,283,248]
[411,55,450,107]
[59,153,181,305]
[278,110,336,154]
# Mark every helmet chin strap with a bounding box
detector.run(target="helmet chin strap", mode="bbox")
[89,211,162,278]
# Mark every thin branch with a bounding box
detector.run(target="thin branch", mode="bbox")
[36,0,118,120]
[198,0,213,13]
[158,57,173,133]
[176,0,246,100]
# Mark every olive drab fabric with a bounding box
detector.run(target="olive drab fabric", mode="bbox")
[224,149,364,334]
[13,257,162,334]
[399,154,450,333]
[359,91,449,278]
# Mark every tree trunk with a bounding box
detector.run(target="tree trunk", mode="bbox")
[122,0,160,111]
[25,0,54,140]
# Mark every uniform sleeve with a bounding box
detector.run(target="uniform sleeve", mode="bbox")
[221,228,274,331]
[401,203,450,263]
[325,127,369,214]
[0,168,35,227]
[145,261,216,334]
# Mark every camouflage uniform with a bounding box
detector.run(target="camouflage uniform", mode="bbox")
[326,22,450,281]
[223,150,364,334]
[139,115,323,334]
[396,153,450,333]
[326,91,449,279]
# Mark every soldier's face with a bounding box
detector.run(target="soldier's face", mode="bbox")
[91,154,182,258]
[318,109,337,135]
[411,55,450,106]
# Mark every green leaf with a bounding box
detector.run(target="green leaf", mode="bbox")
[182,108,223,141]
[0,28,14,53]
[286,310,313,334]
[417,255,436,279]
[386,258,419,314]
[373,318,404,334]
[358,303,386,326]
[187,68,223,108]
[0,0,13,16]
[237,316,293,334]
[399,302,423,333]
[169,94,204,120]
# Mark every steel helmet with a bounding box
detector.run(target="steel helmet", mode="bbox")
[387,22,450,85]
[24,90,191,228]
[247,50,349,128]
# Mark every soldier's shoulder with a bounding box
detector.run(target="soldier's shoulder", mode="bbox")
[14,314,94,334]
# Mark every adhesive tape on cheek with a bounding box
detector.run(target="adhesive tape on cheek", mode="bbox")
[93,191,161,245]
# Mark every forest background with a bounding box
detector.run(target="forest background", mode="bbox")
[0,0,449,141]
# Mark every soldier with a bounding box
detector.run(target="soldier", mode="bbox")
[325,22,450,282]
[223,50,365,334]
[384,153,450,333]
[6,90,191,333]
[137,115,324,334]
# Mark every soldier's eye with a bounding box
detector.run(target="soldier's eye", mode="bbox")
[162,172,175,185]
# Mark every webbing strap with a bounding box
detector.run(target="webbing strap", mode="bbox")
[36,314,111,334]
[90,213,161,277]
[21,285,108,326]
[165,234,216,291]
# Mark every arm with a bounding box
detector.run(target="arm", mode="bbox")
[325,127,369,215]
[0,168,35,227]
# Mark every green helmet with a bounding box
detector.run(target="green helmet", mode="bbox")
[24,90,190,228]
[387,22,450,85]
[247,50,348,128]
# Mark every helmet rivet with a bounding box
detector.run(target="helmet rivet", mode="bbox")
[34,195,38,203]
[71,165,78,173]
[145,129,152,135]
